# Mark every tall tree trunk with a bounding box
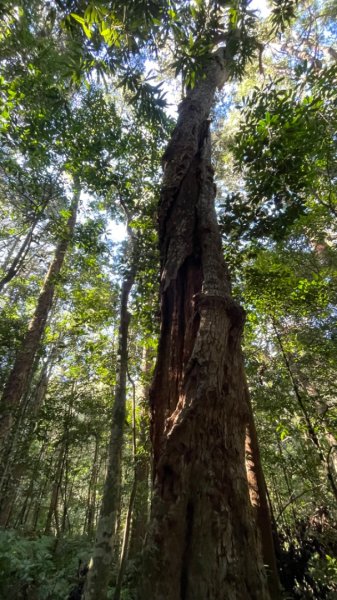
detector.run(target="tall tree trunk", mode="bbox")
[0,350,55,526]
[128,435,149,559]
[0,198,47,292]
[245,393,281,599]
[31,455,53,531]
[44,439,66,536]
[113,478,137,600]
[139,50,270,600]
[275,437,298,526]
[15,440,47,528]
[272,321,337,501]
[83,236,136,600]
[84,434,100,538]
[114,367,138,600]
[0,183,80,456]
[129,363,151,559]
[61,439,70,534]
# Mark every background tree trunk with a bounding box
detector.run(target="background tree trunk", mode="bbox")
[44,440,66,535]
[129,347,151,560]
[0,349,57,526]
[0,196,48,292]
[0,183,80,456]
[83,235,136,600]
[273,320,337,501]
[84,434,100,538]
[245,393,281,598]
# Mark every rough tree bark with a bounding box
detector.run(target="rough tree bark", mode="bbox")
[0,182,80,457]
[138,49,270,600]
[82,235,136,600]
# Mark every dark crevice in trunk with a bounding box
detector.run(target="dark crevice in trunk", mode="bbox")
[180,500,194,600]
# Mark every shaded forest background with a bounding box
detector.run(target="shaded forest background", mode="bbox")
[0,0,336,598]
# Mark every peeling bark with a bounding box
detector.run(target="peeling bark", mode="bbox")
[139,50,270,600]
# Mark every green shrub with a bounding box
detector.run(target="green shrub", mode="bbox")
[0,529,91,599]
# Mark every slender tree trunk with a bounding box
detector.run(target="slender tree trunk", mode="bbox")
[1,234,20,273]
[0,351,42,497]
[82,235,136,600]
[273,321,337,501]
[0,182,80,455]
[129,347,151,560]
[138,50,270,600]
[128,443,149,559]
[113,478,137,600]
[276,438,298,526]
[0,355,53,526]
[15,441,47,528]
[269,474,283,526]
[44,440,66,535]
[84,435,100,538]
[326,433,337,479]
[114,366,138,600]
[61,442,70,534]
[0,202,45,292]
[31,456,53,531]
[129,433,150,558]
[245,394,281,599]
[113,358,145,600]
